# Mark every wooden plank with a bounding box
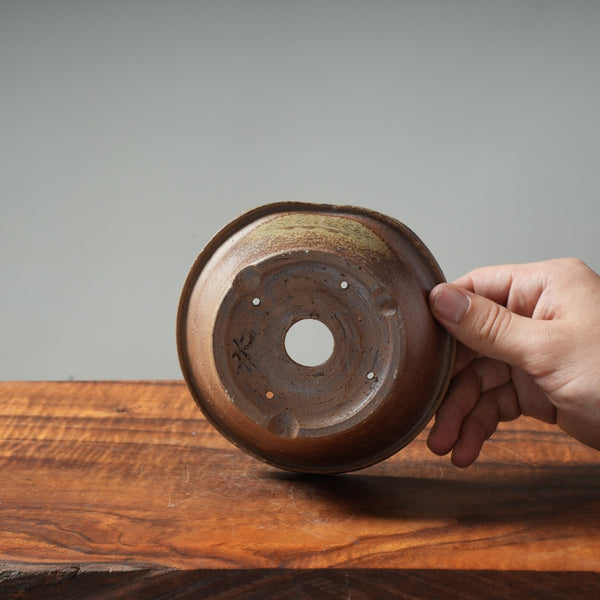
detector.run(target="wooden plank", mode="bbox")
[1,381,599,596]
[2,568,600,600]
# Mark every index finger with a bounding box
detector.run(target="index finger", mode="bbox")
[453,262,547,317]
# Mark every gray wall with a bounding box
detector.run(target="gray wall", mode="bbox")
[2,1,599,380]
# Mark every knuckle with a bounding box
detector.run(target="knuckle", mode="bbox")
[478,303,513,347]
[463,414,495,442]
[555,257,590,279]
[561,257,586,269]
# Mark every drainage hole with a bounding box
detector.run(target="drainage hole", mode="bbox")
[285,319,334,367]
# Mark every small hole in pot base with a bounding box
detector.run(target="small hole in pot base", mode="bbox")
[366,371,375,380]
[340,281,349,290]
[265,391,274,399]
[252,297,261,306]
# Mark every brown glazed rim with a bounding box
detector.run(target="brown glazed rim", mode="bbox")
[177,202,456,474]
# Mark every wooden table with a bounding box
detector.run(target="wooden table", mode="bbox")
[1,381,599,598]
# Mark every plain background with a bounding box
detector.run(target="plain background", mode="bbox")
[1,0,599,381]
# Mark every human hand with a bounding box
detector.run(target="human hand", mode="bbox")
[427,258,600,467]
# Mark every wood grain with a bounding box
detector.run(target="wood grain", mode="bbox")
[1,381,599,597]
[2,569,600,600]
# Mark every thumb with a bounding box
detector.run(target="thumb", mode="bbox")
[429,283,537,368]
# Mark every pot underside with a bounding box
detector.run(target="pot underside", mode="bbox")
[177,203,455,473]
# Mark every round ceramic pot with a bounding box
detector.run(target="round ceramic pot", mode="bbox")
[177,203,455,473]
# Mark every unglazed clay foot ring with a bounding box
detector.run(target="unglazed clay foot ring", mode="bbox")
[177,203,455,473]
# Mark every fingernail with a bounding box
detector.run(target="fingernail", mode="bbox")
[431,285,470,324]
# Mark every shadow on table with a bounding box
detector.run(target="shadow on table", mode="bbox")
[262,464,600,525]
